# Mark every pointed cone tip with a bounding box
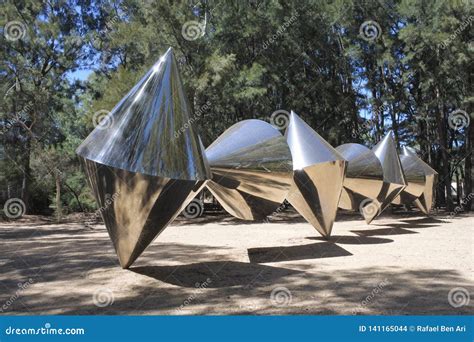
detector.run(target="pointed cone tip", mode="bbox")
[159,47,174,64]
[76,46,210,180]
[364,215,375,225]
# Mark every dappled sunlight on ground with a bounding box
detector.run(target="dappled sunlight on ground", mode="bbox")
[0,212,472,315]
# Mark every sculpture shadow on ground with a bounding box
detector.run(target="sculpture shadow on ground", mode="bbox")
[349,215,446,236]
[351,227,419,236]
[371,216,443,230]
[401,216,447,225]
[130,261,302,288]
[1,216,472,316]
[307,235,393,245]
[247,242,352,263]
[371,223,439,230]
[25,265,472,316]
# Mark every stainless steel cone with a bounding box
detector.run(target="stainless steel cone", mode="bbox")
[76,47,211,268]
[285,111,346,238]
[336,143,384,223]
[392,147,438,214]
[369,131,407,222]
[205,119,293,220]
[337,132,408,224]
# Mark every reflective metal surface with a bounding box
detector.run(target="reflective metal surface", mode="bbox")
[337,132,407,224]
[205,119,293,220]
[285,111,346,238]
[370,131,407,219]
[81,159,205,268]
[392,147,438,214]
[336,143,384,223]
[77,48,210,268]
[77,47,211,180]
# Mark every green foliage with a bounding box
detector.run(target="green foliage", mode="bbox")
[1,0,473,213]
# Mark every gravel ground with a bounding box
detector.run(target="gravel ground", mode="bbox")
[0,210,472,315]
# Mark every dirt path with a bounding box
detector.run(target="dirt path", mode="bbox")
[0,211,472,315]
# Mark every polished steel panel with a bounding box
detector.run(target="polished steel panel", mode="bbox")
[336,143,384,223]
[372,131,406,186]
[77,48,210,268]
[337,133,407,224]
[205,119,293,220]
[285,111,346,238]
[77,47,211,180]
[392,147,438,214]
[81,158,205,268]
[368,131,407,221]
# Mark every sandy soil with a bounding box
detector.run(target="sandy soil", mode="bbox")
[0,210,472,315]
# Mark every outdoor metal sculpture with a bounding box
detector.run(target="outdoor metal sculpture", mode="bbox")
[76,48,211,268]
[76,48,438,269]
[370,131,407,219]
[336,143,385,223]
[336,132,406,223]
[285,111,346,238]
[392,147,438,214]
[205,119,293,220]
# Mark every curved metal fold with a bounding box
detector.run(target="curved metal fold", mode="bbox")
[81,159,205,268]
[77,47,211,180]
[336,143,384,223]
[337,132,407,224]
[369,131,407,220]
[77,47,210,268]
[205,119,293,220]
[392,147,438,214]
[285,111,346,238]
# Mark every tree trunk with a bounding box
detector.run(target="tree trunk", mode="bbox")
[64,181,85,212]
[55,169,62,222]
[464,115,473,211]
[21,138,31,213]
[435,86,453,211]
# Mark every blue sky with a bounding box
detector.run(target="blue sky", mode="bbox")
[67,68,94,81]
